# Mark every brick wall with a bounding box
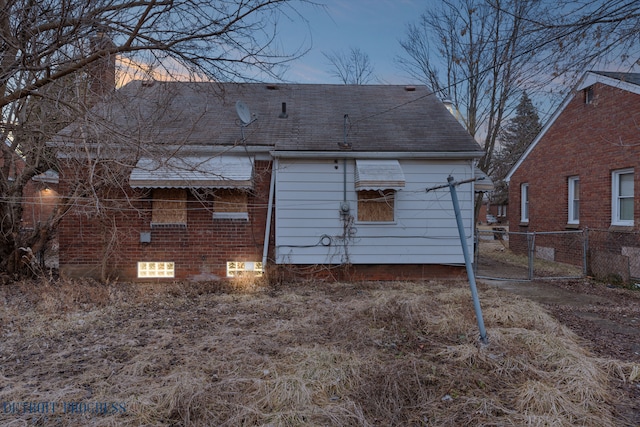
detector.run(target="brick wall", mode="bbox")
[508,81,640,272]
[59,160,272,281]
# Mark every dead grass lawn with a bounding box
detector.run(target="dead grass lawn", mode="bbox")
[0,279,638,426]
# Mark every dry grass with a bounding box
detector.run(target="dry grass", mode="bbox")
[478,238,584,278]
[0,279,637,426]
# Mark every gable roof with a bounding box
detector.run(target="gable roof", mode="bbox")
[505,71,640,181]
[52,81,483,158]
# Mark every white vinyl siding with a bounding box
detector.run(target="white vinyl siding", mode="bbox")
[568,176,579,224]
[612,169,634,226]
[274,159,475,265]
[520,183,529,223]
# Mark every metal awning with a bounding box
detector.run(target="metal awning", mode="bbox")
[474,167,494,192]
[355,159,405,190]
[129,156,254,189]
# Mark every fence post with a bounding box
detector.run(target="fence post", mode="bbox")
[583,227,589,276]
[527,232,535,280]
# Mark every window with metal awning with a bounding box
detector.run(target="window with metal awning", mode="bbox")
[129,155,254,189]
[130,155,254,225]
[354,159,405,190]
[354,160,405,223]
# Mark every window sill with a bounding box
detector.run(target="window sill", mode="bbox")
[608,225,635,233]
[565,223,580,229]
[213,212,249,221]
[150,223,187,229]
[519,222,529,227]
[356,221,397,225]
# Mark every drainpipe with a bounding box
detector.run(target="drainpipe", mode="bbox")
[262,158,277,269]
[340,114,350,215]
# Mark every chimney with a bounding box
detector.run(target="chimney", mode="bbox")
[87,31,116,104]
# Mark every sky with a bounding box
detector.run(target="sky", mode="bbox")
[277,0,426,84]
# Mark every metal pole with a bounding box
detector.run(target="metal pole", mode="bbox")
[527,232,535,280]
[447,175,488,344]
[262,159,277,268]
[583,228,589,276]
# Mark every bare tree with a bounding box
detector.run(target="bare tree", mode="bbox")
[509,0,640,83]
[397,0,545,173]
[0,0,309,277]
[397,0,640,172]
[324,47,375,84]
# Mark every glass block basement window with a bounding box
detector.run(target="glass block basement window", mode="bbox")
[226,261,263,277]
[138,262,175,278]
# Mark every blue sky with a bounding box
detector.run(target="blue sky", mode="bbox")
[278,0,426,84]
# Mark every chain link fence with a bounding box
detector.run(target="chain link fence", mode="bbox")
[475,228,586,281]
[586,228,640,283]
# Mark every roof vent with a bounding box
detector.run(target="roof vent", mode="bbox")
[404,85,416,91]
[279,102,288,119]
[141,80,155,87]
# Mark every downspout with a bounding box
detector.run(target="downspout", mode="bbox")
[262,158,277,269]
[340,114,351,214]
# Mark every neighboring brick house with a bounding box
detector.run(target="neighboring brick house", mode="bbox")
[505,71,640,280]
[53,81,484,282]
[0,152,59,231]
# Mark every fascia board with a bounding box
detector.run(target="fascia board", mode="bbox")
[577,71,640,95]
[271,151,484,160]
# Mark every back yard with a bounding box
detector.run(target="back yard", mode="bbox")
[1,278,639,426]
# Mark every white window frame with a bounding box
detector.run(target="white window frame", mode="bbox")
[568,176,579,224]
[520,183,529,223]
[612,169,634,226]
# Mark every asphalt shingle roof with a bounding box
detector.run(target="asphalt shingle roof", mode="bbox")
[54,81,483,155]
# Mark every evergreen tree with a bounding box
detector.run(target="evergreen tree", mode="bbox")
[491,92,542,204]
[493,92,542,179]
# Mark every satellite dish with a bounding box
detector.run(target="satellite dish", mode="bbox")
[235,100,252,125]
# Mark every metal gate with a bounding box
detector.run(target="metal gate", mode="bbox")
[474,228,586,281]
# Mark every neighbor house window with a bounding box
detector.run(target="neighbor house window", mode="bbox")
[584,86,594,104]
[357,189,395,222]
[612,169,634,226]
[137,262,175,278]
[151,188,187,227]
[213,189,249,220]
[520,183,529,223]
[568,176,579,224]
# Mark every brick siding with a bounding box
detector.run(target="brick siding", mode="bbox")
[508,81,640,275]
[59,160,272,281]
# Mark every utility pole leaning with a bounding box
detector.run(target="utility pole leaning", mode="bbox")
[427,175,488,344]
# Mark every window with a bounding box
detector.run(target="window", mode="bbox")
[612,169,634,225]
[568,176,579,224]
[213,189,249,220]
[227,261,263,277]
[357,189,395,222]
[151,188,187,227]
[137,262,175,278]
[584,86,594,104]
[520,183,529,223]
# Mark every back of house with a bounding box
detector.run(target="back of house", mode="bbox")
[52,82,484,282]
